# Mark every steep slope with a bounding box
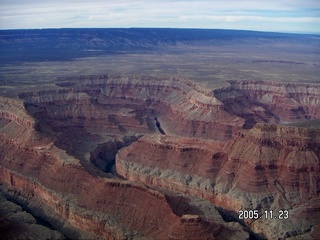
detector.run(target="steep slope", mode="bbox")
[214,80,320,128]
[116,123,320,239]
[0,195,64,239]
[0,97,177,239]
[0,97,39,144]
[21,75,320,144]
[0,96,246,239]
[20,75,243,143]
[1,75,320,239]
[116,124,320,203]
[168,214,221,240]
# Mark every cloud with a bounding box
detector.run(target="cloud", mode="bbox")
[0,0,319,33]
[181,15,320,23]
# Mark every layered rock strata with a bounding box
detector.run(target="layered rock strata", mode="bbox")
[1,75,320,239]
[21,75,243,141]
[168,214,221,240]
[0,96,244,239]
[19,76,320,145]
[214,80,320,127]
[0,195,65,239]
[0,97,178,239]
[117,124,320,201]
[0,135,178,238]
[116,124,320,239]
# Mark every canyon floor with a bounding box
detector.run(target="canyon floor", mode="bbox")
[0,29,319,239]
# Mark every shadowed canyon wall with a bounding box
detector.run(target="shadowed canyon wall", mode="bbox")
[116,124,320,239]
[0,95,248,239]
[1,75,320,239]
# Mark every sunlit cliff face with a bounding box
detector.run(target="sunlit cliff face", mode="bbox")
[0,75,319,239]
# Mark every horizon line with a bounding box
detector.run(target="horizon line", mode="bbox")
[0,27,319,35]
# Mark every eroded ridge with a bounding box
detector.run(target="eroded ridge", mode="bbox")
[0,109,189,239]
[20,75,320,142]
[214,80,320,127]
[116,123,320,239]
[0,80,249,239]
[1,75,320,239]
[116,124,320,202]
[21,74,241,141]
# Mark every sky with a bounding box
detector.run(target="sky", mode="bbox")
[1,0,320,33]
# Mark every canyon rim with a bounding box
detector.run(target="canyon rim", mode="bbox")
[0,28,320,240]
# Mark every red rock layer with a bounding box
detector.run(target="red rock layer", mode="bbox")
[214,80,320,125]
[0,137,183,239]
[0,96,236,239]
[0,98,180,239]
[20,76,320,142]
[21,75,244,141]
[168,214,221,240]
[117,124,320,202]
[116,123,320,239]
[0,97,35,128]
[0,195,64,239]
[116,135,225,198]
[224,124,320,204]
[2,76,320,239]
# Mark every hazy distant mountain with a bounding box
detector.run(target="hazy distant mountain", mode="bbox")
[0,28,318,63]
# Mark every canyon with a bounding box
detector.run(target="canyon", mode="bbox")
[0,74,319,239]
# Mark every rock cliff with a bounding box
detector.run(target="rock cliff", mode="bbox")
[21,75,320,143]
[0,96,245,239]
[0,195,64,240]
[21,75,242,141]
[214,80,320,127]
[116,123,320,239]
[168,214,221,240]
[0,135,181,239]
[1,75,320,239]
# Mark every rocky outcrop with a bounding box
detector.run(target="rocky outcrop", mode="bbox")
[21,75,242,141]
[89,136,140,174]
[1,76,320,239]
[225,124,320,205]
[0,195,64,240]
[0,137,182,239]
[168,214,221,240]
[0,136,245,239]
[117,123,320,201]
[19,76,320,144]
[116,135,224,199]
[0,95,244,239]
[0,97,45,148]
[116,123,320,239]
[214,80,320,127]
[0,97,35,128]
